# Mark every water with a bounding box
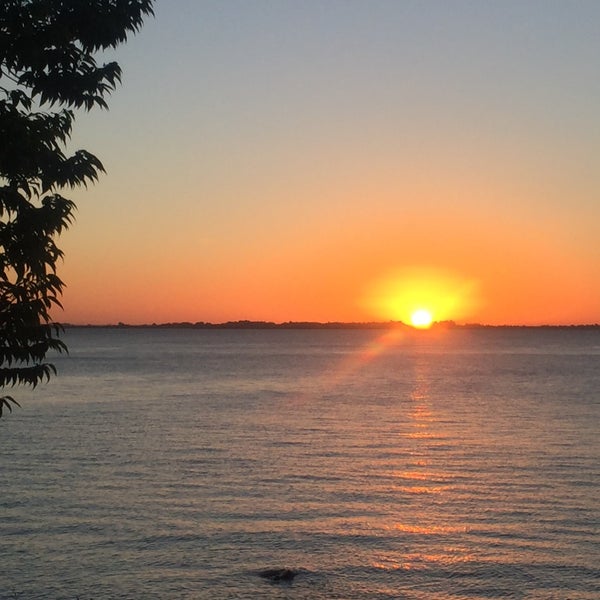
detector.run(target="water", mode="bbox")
[1,327,599,599]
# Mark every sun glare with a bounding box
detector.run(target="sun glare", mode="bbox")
[410,309,433,329]
[363,267,479,325]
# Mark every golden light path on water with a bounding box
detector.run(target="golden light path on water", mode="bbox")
[289,325,475,576]
[384,353,474,573]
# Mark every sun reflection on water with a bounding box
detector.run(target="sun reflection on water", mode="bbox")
[289,327,475,575]
[384,353,474,567]
[372,546,475,571]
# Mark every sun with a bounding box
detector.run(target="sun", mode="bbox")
[363,267,480,326]
[410,308,433,329]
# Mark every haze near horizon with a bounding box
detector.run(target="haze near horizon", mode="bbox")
[59,1,600,326]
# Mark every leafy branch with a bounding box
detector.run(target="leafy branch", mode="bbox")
[0,1,154,418]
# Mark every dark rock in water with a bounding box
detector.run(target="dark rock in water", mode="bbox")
[258,568,298,582]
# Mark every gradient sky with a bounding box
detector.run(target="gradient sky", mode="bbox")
[59,0,600,325]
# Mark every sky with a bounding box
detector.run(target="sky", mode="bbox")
[59,0,600,325]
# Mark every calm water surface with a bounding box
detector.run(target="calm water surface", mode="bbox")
[1,327,599,599]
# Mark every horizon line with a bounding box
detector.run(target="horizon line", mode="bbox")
[60,320,600,330]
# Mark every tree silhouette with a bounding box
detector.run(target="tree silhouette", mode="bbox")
[0,1,154,417]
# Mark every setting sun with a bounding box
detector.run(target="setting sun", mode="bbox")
[410,309,433,329]
[363,267,479,325]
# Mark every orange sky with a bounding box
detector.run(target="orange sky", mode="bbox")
[54,2,599,325]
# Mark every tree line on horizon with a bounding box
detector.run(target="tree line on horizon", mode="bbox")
[60,320,599,329]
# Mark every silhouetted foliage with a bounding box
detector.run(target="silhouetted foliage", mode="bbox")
[1,1,154,417]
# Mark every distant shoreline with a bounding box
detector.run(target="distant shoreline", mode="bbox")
[61,320,600,330]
